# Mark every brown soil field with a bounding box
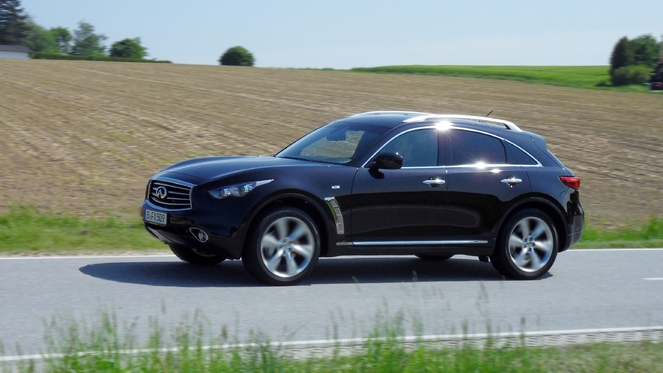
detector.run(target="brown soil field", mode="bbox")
[1,59,662,227]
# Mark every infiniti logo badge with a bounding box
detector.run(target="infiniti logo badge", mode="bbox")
[154,186,168,200]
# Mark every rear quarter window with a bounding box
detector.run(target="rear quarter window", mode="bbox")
[506,142,539,166]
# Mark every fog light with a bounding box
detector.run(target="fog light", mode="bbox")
[189,228,209,243]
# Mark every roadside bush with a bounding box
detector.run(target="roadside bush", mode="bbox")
[630,65,654,83]
[610,65,651,86]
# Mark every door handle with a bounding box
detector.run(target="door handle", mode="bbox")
[423,178,446,187]
[501,177,523,186]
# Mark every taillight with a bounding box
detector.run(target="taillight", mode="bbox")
[560,176,580,190]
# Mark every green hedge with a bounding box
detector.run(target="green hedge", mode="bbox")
[30,52,171,63]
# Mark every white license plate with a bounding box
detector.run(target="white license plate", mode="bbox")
[145,209,167,226]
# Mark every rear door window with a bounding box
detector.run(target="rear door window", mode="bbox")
[447,130,506,166]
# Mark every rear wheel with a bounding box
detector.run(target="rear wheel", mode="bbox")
[243,207,320,286]
[491,209,558,280]
[169,244,226,266]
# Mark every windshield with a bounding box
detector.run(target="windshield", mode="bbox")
[276,121,390,164]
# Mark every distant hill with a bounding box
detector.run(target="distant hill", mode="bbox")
[351,65,629,90]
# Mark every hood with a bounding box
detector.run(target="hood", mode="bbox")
[153,155,311,184]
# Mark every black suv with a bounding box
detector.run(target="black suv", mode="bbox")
[142,111,584,285]
[650,63,663,91]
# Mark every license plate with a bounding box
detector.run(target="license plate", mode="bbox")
[145,209,167,226]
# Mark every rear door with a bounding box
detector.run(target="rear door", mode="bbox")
[443,129,531,241]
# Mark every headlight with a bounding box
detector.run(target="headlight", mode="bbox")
[208,179,274,199]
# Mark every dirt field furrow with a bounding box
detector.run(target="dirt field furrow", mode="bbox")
[1,59,662,225]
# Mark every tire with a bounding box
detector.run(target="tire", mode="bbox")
[243,207,321,286]
[169,244,226,266]
[490,209,558,280]
[415,254,454,261]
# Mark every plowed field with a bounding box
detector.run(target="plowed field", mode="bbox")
[1,59,662,227]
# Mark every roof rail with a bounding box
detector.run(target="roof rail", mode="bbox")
[404,114,522,132]
[351,111,432,117]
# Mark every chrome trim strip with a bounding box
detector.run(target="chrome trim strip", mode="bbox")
[324,197,345,235]
[361,126,542,169]
[349,240,489,246]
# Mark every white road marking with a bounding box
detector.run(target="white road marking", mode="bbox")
[644,278,663,281]
[0,254,173,260]
[1,326,662,363]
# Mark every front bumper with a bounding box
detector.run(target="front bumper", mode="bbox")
[141,204,245,259]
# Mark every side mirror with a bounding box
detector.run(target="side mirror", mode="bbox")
[369,152,403,170]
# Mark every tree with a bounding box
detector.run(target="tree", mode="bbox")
[50,26,72,54]
[0,0,29,45]
[219,46,255,66]
[609,37,634,73]
[109,37,147,59]
[71,21,107,57]
[23,17,57,53]
[609,34,662,86]
[630,34,660,69]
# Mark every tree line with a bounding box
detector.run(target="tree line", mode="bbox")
[609,34,662,86]
[0,0,148,59]
[0,0,255,65]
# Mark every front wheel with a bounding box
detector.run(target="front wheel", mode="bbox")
[491,209,558,280]
[169,244,226,266]
[243,207,320,286]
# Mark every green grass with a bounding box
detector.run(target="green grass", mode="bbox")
[0,206,164,255]
[574,216,663,248]
[4,308,663,373]
[350,65,651,92]
[0,207,662,255]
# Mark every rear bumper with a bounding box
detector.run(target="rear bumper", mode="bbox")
[563,204,584,251]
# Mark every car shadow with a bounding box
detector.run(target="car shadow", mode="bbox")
[78,256,534,288]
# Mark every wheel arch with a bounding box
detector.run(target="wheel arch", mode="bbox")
[240,191,333,257]
[497,197,570,251]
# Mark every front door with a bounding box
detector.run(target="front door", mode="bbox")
[347,128,449,243]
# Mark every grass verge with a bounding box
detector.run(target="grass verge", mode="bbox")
[0,206,164,255]
[3,309,662,372]
[350,65,652,92]
[0,207,662,255]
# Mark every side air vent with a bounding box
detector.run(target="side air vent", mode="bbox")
[147,179,193,210]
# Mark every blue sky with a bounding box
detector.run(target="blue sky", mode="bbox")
[20,0,661,68]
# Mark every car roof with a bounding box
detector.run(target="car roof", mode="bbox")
[337,111,426,128]
[340,111,523,133]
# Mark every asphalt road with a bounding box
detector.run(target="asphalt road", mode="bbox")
[1,249,662,358]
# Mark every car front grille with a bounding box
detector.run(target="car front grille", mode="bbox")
[147,179,193,210]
